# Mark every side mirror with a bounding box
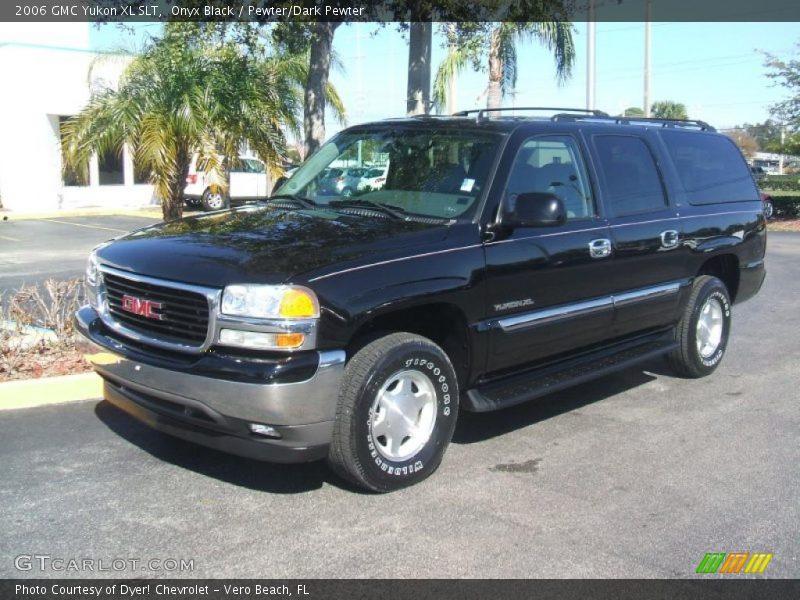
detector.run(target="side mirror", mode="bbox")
[500,192,566,228]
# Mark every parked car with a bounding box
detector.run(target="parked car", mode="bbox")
[357,166,389,192]
[76,109,766,492]
[751,165,767,182]
[318,167,368,197]
[761,191,774,219]
[184,155,270,211]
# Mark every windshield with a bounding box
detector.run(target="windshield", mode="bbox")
[275,128,503,220]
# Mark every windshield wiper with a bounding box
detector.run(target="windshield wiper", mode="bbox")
[264,194,318,209]
[329,199,406,220]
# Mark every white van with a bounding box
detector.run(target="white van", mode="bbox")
[184,155,270,211]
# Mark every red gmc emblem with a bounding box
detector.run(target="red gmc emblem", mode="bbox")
[121,295,164,320]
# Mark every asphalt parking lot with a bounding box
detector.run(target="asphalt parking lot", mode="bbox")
[0,215,162,291]
[0,233,798,579]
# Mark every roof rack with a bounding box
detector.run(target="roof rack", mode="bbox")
[452,107,610,121]
[551,113,716,132]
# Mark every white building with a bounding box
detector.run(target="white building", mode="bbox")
[0,24,155,213]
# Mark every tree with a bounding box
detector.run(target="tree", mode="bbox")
[764,42,800,128]
[763,42,800,156]
[741,120,783,149]
[651,100,688,120]
[433,21,575,112]
[407,21,433,115]
[726,130,759,158]
[272,22,347,156]
[305,23,343,155]
[62,23,303,221]
[622,107,645,117]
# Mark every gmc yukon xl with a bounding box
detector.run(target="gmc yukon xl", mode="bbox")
[75,108,766,492]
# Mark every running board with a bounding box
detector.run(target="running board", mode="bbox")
[464,337,678,413]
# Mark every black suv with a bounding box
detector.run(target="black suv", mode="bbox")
[75,108,766,492]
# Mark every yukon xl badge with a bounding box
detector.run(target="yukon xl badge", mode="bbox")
[121,295,165,320]
[494,298,534,312]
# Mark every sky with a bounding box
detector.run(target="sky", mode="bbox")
[85,21,800,136]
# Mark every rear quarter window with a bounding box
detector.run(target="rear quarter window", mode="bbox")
[660,130,759,205]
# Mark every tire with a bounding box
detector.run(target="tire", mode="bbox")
[201,188,229,211]
[328,332,459,493]
[763,200,774,220]
[341,187,354,198]
[666,275,732,378]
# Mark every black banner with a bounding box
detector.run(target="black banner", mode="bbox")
[3,0,800,23]
[3,579,800,600]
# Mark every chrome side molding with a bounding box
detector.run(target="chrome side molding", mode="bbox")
[496,280,685,333]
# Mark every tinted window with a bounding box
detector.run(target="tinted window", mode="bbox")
[244,158,265,174]
[279,129,503,220]
[594,135,666,217]
[505,135,595,221]
[661,131,759,204]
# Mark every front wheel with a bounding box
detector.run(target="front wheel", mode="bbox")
[328,332,459,493]
[666,275,732,378]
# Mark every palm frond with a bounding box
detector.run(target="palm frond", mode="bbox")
[517,21,576,84]
[433,45,472,113]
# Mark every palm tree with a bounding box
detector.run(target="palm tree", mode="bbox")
[61,24,337,221]
[271,22,348,156]
[434,22,575,113]
[651,101,689,120]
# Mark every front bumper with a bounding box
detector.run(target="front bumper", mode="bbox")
[75,306,345,463]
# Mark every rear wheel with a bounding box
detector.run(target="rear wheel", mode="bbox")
[328,332,459,492]
[666,275,731,378]
[201,187,228,211]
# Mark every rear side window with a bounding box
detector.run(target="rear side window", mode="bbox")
[593,135,667,217]
[661,131,759,204]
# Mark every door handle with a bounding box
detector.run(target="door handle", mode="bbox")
[589,238,612,259]
[660,230,680,249]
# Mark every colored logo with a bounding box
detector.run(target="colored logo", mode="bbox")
[696,552,773,574]
[121,295,164,321]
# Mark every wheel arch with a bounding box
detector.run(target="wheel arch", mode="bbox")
[346,302,472,390]
[697,254,740,302]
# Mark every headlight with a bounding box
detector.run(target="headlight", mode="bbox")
[85,252,101,308]
[85,252,99,287]
[220,285,319,319]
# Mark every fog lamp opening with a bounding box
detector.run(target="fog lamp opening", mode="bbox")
[219,329,305,350]
[249,423,281,438]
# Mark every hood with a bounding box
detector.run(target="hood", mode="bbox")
[96,206,449,287]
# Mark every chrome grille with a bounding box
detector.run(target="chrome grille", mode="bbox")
[102,271,211,347]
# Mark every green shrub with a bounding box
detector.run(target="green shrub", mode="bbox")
[771,195,800,218]
[762,175,800,192]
